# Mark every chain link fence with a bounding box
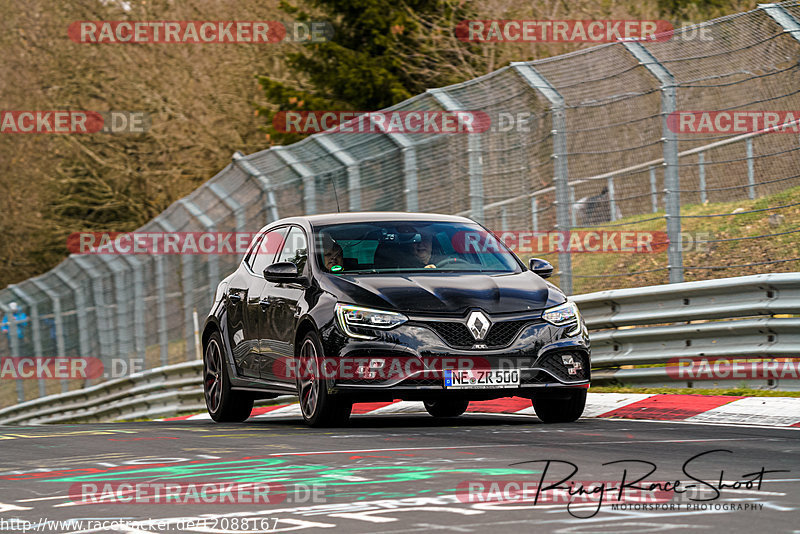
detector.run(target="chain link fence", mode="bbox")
[2,3,800,406]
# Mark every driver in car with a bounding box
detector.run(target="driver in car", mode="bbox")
[409,231,437,269]
[322,234,344,270]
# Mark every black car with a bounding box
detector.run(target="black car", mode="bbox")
[202,212,590,427]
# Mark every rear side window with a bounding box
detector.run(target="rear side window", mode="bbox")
[245,227,288,275]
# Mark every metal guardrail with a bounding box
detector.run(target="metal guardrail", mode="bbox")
[574,273,800,389]
[0,362,206,425]
[0,273,797,424]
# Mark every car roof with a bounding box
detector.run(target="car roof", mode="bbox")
[265,212,476,228]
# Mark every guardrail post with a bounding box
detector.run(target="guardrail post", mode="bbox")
[622,41,683,283]
[232,152,280,223]
[368,116,419,212]
[0,301,24,402]
[698,152,707,204]
[511,63,572,293]
[315,136,361,211]
[429,88,484,223]
[274,146,317,215]
[9,284,44,398]
[31,278,67,393]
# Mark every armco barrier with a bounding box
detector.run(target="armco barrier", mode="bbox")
[575,272,800,389]
[0,273,797,424]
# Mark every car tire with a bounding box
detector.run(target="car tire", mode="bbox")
[532,389,586,423]
[423,399,469,418]
[204,331,253,422]
[296,331,352,427]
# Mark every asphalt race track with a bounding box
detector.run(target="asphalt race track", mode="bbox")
[0,413,797,533]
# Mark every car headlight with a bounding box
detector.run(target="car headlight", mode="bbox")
[335,303,408,339]
[542,301,580,326]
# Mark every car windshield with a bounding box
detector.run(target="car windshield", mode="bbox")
[314,220,521,274]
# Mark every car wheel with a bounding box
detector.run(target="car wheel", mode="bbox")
[532,389,586,423]
[296,331,352,427]
[204,331,253,422]
[423,399,469,418]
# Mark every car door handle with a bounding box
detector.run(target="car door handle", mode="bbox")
[259,298,271,308]
[228,294,242,304]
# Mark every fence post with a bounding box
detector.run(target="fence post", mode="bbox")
[209,182,247,232]
[72,256,116,381]
[31,278,67,393]
[0,301,24,402]
[607,177,617,221]
[232,152,280,223]
[746,138,755,200]
[368,116,419,212]
[760,4,800,44]
[49,270,86,390]
[623,41,683,283]
[97,256,133,371]
[180,198,220,324]
[154,253,169,367]
[510,62,573,294]
[649,166,658,212]
[8,284,44,398]
[274,146,317,215]
[698,152,707,204]
[531,197,539,232]
[120,256,147,368]
[315,136,361,211]
[156,217,195,362]
[429,88,484,223]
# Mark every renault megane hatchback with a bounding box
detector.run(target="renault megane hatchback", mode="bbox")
[202,212,590,427]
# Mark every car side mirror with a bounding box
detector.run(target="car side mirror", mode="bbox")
[264,261,300,283]
[529,258,553,279]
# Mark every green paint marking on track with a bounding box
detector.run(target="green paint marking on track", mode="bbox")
[51,458,540,486]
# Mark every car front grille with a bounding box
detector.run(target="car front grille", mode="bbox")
[419,319,534,349]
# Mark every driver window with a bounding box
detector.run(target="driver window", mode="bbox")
[276,227,308,273]
[250,227,288,276]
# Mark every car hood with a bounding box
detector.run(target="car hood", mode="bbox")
[323,271,563,315]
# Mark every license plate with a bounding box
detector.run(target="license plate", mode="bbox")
[444,369,520,389]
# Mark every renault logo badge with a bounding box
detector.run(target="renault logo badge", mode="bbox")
[466,311,491,340]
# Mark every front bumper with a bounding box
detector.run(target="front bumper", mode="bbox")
[319,311,590,400]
